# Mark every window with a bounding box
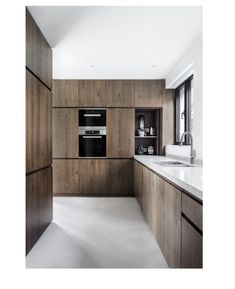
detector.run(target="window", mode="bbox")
[175,75,194,144]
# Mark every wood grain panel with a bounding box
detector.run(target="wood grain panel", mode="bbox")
[134,160,143,209]
[108,80,134,107]
[78,160,108,195]
[26,9,52,88]
[182,193,202,231]
[161,89,175,152]
[156,175,182,268]
[181,216,203,268]
[26,70,52,173]
[107,159,134,196]
[134,80,164,107]
[91,80,108,107]
[53,160,79,194]
[26,167,52,254]
[53,108,78,158]
[53,80,79,107]
[107,108,134,158]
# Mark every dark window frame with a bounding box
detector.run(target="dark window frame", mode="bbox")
[174,75,193,145]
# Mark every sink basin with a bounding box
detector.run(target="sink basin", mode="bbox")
[153,161,193,167]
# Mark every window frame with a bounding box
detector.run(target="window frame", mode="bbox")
[174,75,193,145]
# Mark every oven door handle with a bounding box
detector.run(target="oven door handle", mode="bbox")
[82,136,102,139]
[84,114,101,117]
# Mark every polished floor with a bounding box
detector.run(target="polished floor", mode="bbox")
[26,197,168,268]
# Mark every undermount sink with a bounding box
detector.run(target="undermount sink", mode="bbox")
[153,161,193,167]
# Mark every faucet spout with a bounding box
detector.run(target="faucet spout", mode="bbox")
[179,131,196,164]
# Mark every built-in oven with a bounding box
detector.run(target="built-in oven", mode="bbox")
[79,127,106,157]
[79,109,106,127]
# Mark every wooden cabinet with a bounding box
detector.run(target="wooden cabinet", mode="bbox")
[77,80,107,107]
[53,159,133,196]
[53,159,79,195]
[26,167,52,254]
[107,159,133,196]
[134,160,143,210]
[156,174,181,268]
[53,80,79,107]
[134,80,164,107]
[26,70,52,173]
[181,193,203,268]
[181,216,203,268]
[26,9,52,89]
[108,80,135,107]
[107,108,134,158]
[142,166,158,239]
[134,160,181,268]
[53,108,78,158]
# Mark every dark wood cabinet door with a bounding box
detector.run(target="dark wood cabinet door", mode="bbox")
[142,167,159,239]
[181,216,203,268]
[108,80,134,107]
[53,108,78,158]
[107,159,134,196]
[26,9,52,89]
[107,108,134,158]
[155,176,182,268]
[91,80,108,107]
[26,167,52,254]
[77,80,107,107]
[134,160,143,209]
[134,80,164,107]
[26,70,52,173]
[53,160,79,195]
[53,80,79,107]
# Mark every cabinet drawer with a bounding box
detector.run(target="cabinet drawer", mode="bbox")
[182,193,202,231]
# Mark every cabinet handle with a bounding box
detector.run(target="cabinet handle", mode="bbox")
[82,136,102,139]
[84,114,101,117]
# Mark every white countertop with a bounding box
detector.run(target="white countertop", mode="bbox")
[134,155,203,201]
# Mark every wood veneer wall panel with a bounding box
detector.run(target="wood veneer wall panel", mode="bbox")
[26,9,52,89]
[26,70,52,173]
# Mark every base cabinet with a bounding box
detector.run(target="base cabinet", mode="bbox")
[26,167,52,254]
[134,160,202,268]
[181,216,203,268]
[53,159,133,196]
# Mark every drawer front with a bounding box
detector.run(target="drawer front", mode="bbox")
[182,193,202,231]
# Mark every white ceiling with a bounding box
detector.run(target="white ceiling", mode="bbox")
[28,6,202,79]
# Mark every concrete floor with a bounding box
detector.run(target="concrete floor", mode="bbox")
[26,197,168,268]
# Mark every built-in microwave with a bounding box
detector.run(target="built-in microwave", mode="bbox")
[79,108,106,127]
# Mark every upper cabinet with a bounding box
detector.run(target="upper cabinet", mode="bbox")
[26,9,52,89]
[107,108,135,158]
[53,80,108,107]
[77,80,108,107]
[134,80,165,107]
[108,80,135,107]
[53,80,79,107]
[26,70,52,173]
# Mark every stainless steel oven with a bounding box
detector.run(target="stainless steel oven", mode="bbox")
[79,126,106,157]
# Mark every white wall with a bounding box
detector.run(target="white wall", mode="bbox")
[166,35,202,160]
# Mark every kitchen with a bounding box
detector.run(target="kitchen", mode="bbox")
[25,6,202,269]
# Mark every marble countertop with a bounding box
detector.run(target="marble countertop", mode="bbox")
[134,155,203,201]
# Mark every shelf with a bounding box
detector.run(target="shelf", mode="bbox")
[135,136,158,138]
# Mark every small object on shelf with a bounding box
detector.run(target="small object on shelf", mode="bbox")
[139,115,145,131]
[147,145,155,155]
[150,126,156,136]
[138,129,145,137]
[137,145,144,155]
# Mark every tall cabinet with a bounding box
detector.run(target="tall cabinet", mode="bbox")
[26,8,53,254]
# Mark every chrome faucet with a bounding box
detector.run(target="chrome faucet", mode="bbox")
[179,131,196,164]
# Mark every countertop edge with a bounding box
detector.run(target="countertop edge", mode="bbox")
[134,156,203,202]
